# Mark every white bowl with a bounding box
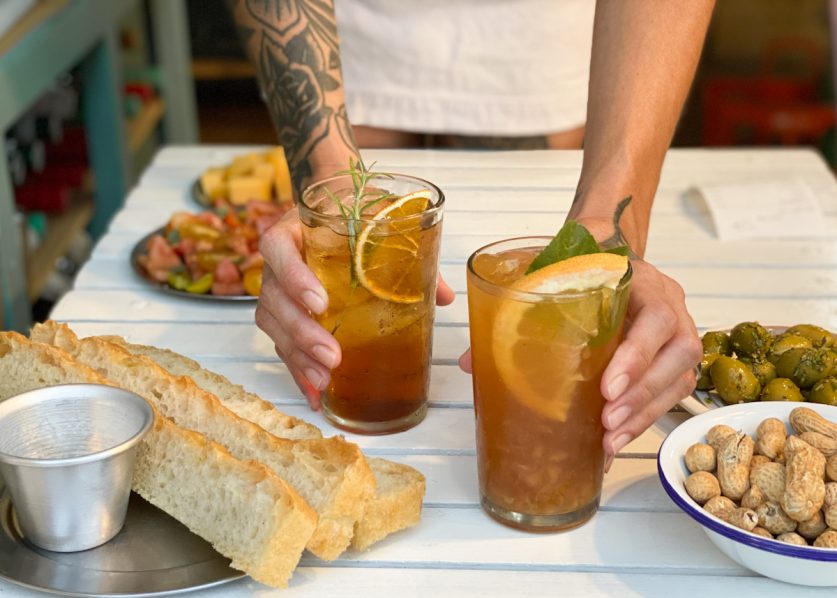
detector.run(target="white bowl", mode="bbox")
[658,401,837,587]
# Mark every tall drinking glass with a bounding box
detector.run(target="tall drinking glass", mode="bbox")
[299,174,444,434]
[466,237,631,530]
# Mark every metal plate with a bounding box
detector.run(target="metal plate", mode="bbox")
[130,228,256,302]
[681,325,788,416]
[0,478,244,597]
[190,180,212,209]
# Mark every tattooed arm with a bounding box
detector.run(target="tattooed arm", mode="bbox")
[227,0,358,196]
[229,0,455,407]
[227,0,356,405]
[566,0,715,464]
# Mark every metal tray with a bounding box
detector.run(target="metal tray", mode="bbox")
[0,478,243,596]
[130,228,257,302]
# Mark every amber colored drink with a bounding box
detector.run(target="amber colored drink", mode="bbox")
[466,237,631,530]
[299,174,444,434]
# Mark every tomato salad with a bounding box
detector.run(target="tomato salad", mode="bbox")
[137,200,288,297]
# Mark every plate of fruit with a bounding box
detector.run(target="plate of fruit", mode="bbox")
[193,146,294,209]
[131,200,288,300]
[681,322,837,415]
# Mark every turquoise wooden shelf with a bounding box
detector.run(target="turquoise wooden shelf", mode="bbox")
[0,0,197,330]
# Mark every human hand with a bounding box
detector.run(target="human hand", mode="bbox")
[599,258,702,469]
[256,206,337,410]
[257,207,455,410]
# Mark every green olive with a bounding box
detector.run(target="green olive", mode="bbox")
[710,355,762,404]
[809,377,837,406]
[775,347,808,380]
[767,334,813,365]
[741,357,777,387]
[696,353,720,391]
[760,378,804,402]
[790,347,837,390]
[702,331,732,356]
[730,322,774,358]
[784,324,836,349]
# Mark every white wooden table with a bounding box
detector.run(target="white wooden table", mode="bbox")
[7,147,837,597]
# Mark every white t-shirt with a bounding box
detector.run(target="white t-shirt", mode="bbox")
[335,0,595,136]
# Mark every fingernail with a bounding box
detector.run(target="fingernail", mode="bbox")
[607,373,629,400]
[312,344,338,369]
[301,290,327,314]
[300,378,321,410]
[604,454,614,473]
[612,433,632,455]
[304,367,326,390]
[606,404,631,429]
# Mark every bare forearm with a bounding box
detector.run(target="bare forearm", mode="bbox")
[227,0,358,195]
[569,0,714,255]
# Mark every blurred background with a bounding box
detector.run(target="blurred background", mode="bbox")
[0,0,835,327]
[186,0,836,159]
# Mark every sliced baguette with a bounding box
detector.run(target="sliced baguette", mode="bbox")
[352,457,425,551]
[94,331,426,550]
[98,335,323,441]
[31,321,374,560]
[0,332,315,587]
[134,411,315,587]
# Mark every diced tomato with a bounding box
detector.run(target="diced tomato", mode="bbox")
[140,235,183,282]
[146,235,182,269]
[211,281,245,296]
[215,257,241,284]
[176,237,196,259]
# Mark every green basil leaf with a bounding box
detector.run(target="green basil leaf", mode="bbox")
[525,220,600,274]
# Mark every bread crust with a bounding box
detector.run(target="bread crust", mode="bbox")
[99,335,323,441]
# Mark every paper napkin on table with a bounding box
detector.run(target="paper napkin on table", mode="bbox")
[691,177,826,240]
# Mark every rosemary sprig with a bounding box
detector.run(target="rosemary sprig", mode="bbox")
[323,157,396,287]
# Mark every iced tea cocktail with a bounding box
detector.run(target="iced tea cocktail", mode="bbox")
[466,237,631,531]
[299,169,443,434]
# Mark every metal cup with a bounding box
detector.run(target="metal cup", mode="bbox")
[0,384,153,552]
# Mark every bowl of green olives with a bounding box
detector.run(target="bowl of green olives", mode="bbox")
[682,322,837,415]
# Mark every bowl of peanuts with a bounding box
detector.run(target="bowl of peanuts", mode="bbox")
[658,402,837,586]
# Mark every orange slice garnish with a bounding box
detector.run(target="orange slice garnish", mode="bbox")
[492,253,628,421]
[354,190,432,303]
